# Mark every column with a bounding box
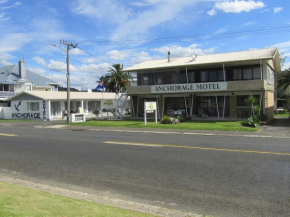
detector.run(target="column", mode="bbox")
[47,100,51,121]
[81,100,84,114]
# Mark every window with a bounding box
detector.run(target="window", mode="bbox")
[187,71,195,83]
[165,97,186,115]
[197,96,229,117]
[243,69,252,80]
[218,70,225,81]
[27,102,39,111]
[237,95,260,107]
[180,70,187,83]
[234,69,242,80]
[201,71,208,82]
[233,66,261,80]
[88,101,96,114]
[209,71,217,82]
[253,67,261,79]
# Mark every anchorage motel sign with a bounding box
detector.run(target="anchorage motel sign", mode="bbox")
[151,82,227,94]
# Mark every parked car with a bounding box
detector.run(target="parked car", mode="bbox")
[276,107,286,114]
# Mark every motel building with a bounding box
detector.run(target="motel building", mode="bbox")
[2,91,117,121]
[123,48,281,120]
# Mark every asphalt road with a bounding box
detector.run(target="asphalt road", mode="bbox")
[0,126,290,217]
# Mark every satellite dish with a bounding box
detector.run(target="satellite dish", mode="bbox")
[191,54,197,61]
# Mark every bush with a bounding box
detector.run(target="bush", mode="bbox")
[160,115,172,124]
[241,116,260,128]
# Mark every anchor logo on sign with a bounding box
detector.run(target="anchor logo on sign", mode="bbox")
[15,101,21,111]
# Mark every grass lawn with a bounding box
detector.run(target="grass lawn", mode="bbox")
[70,120,258,132]
[0,181,153,217]
[275,112,290,118]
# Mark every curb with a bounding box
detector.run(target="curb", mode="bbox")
[63,127,290,139]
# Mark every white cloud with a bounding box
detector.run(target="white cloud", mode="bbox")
[72,0,132,25]
[0,0,9,4]
[26,67,46,75]
[130,51,152,65]
[207,9,216,16]
[79,62,109,74]
[0,1,21,10]
[0,58,11,66]
[242,21,256,27]
[48,60,77,72]
[110,1,201,41]
[33,56,47,66]
[70,48,85,55]
[208,0,265,16]
[152,44,217,58]
[106,50,128,60]
[273,7,283,14]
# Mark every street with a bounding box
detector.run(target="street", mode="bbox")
[0,126,289,217]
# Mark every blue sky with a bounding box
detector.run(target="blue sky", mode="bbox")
[0,0,289,89]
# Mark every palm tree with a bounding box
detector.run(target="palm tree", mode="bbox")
[278,69,290,91]
[105,64,131,92]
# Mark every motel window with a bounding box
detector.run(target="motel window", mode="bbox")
[88,101,96,114]
[200,71,208,82]
[237,95,261,107]
[27,102,39,111]
[197,96,229,117]
[187,70,195,83]
[218,70,225,81]
[180,70,187,83]
[234,69,242,80]
[165,97,186,115]
[233,66,261,81]
[253,67,261,79]
[243,69,252,80]
[209,71,217,82]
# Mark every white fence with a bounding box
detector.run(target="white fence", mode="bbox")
[0,107,12,119]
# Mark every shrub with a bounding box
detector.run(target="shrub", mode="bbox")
[241,116,260,128]
[160,115,172,124]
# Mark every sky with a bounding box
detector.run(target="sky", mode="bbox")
[0,0,289,90]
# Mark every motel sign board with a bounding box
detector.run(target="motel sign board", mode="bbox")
[151,82,227,94]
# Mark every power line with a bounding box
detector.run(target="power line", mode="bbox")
[76,24,290,45]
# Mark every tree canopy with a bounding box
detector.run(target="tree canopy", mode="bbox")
[96,64,131,92]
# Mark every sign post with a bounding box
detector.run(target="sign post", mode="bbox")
[144,102,157,125]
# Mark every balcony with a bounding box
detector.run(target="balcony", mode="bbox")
[0,92,16,99]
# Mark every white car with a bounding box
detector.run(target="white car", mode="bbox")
[276,107,286,114]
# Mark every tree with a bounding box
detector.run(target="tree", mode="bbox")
[278,69,290,91]
[105,64,131,92]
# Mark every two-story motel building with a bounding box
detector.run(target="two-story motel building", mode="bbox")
[123,48,281,120]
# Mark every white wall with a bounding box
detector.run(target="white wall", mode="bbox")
[10,100,45,119]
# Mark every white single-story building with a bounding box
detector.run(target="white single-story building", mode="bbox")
[4,91,128,120]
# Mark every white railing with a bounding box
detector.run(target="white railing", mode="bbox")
[0,92,16,98]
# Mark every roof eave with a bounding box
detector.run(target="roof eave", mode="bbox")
[123,57,274,72]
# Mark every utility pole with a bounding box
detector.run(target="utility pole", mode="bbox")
[60,40,77,124]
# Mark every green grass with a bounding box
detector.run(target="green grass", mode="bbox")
[70,120,258,132]
[0,181,153,217]
[275,112,290,118]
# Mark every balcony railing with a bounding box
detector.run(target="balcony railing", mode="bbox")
[0,92,16,98]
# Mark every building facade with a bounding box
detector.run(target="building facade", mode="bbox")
[124,48,281,120]
[4,91,119,120]
[0,60,60,104]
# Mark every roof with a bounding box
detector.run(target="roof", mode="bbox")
[123,47,280,72]
[8,91,117,101]
[0,64,61,87]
